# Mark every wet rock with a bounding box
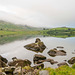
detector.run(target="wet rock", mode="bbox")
[0,55,8,63]
[33,54,46,64]
[45,59,58,64]
[24,38,46,53]
[48,48,66,57]
[8,59,31,67]
[57,62,68,67]
[68,57,75,64]
[33,63,44,69]
[39,70,49,75]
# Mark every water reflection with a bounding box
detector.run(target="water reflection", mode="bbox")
[0,35,42,45]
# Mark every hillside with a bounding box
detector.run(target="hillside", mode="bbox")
[41,27,75,38]
[0,20,41,31]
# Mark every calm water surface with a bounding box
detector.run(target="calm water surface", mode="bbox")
[0,36,75,68]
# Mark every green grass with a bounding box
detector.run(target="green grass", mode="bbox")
[43,65,75,75]
[40,27,75,38]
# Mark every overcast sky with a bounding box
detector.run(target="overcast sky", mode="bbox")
[0,0,75,28]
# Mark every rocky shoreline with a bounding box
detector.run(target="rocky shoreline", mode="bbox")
[0,38,75,75]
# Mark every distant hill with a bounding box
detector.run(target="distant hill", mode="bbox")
[0,20,41,31]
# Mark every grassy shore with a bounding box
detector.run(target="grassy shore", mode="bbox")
[42,64,75,75]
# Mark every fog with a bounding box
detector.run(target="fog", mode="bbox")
[0,0,75,28]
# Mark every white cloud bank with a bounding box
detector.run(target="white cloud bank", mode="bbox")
[0,0,75,27]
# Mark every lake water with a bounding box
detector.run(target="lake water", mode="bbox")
[0,36,75,68]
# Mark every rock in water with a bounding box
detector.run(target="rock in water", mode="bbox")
[48,48,66,57]
[68,57,75,64]
[24,38,46,53]
[57,62,68,67]
[33,54,46,64]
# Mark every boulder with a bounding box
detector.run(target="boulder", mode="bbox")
[33,54,46,64]
[8,59,31,67]
[24,38,46,53]
[57,62,68,67]
[68,57,75,64]
[48,48,66,57]
[0,55,8,63]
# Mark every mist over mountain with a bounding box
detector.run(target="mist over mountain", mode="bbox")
[0,0,75,28]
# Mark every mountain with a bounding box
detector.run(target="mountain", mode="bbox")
[0,20,41,31]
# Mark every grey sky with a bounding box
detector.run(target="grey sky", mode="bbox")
[0,0,75,27]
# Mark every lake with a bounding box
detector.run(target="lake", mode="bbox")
[0,35,75,68]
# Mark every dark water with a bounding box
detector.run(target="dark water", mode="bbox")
[0,35,75,68]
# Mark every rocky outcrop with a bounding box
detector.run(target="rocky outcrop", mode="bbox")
[48,48,66,57]
[68,57,75,64]
[24,38,46,53]
[33,54,46,64]
[57,62,68,67]
[8,58,31,67]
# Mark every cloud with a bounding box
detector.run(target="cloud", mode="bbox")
[0,0,75,27]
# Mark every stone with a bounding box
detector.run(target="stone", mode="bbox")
[13,66,22,75]
[45,59,58,64]
[33,54,46,64]
[8,59,31,67]
[4,66,15,75]
[68,57,75,64]
[48,48,66,57]
[57,46,64,48]
[33,63,44,69]
[0,59,7,67]
[24,38,46,53]
[57,62,68,67]
[35,38,41,43]
[39,70,49,75]
[0,55,8,63]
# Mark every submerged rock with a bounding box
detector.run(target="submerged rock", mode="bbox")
[33,54,46,64]
[57,46,64,48]
[57,62,68,67]
[68,57,75,64]
[24,38,46,53]
[48,48,66,57]
[8,58,31,67]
